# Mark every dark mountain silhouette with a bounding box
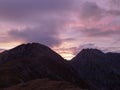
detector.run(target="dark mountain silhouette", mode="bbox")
[106,52,120,74]
[1,44,120,90]
[0,43,88,89]
[71,49,120,90]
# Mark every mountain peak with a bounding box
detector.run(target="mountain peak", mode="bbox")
[71,48,120,89]
[11,43,49,51]
[73,48,105,60]
[7,43,52,56]
[0,42,64,65]
[0,43,89,89]
[80,48,104,55]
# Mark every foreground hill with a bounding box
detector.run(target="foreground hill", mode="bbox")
[0,43,88,89]
[71,49,120,90]
[2,78,86,90]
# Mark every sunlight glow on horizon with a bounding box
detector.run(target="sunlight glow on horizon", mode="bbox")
[0,42,75,60]
[0,42,23,50]
[58,53,74,60]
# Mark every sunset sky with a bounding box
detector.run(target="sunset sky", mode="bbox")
[0,0,120,60]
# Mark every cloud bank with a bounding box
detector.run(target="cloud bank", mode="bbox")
[0,0,120,59]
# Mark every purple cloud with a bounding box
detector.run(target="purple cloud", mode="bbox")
[79,2,105,21]
[0,0,74,21]
[0,0,120,58]
[8,18,63,47]
[80,28,120,37]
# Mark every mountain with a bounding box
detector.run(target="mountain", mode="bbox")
[2,43,120,90]
[106,52,120,74]
[0,43,88,89]
[71,49,120,90]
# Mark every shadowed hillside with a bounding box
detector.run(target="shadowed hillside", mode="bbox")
[2,78,87,90]
[0,43,88,89]
[71,49,120,90]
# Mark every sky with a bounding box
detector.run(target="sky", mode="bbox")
[0,0,120,60]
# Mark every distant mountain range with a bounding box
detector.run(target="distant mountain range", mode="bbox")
[0,43,120,90]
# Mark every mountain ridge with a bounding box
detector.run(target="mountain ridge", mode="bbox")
[0,43,120,89]
[0,43,88,89]
[71,48,120,90]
